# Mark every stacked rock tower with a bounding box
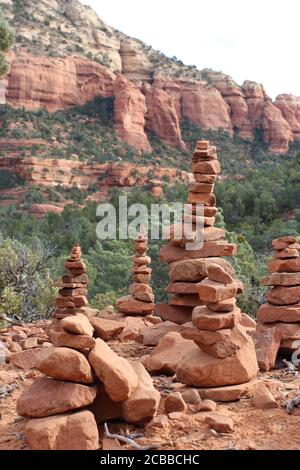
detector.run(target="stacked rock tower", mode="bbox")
[53,244,88,321]
[177,263,259,390]
[257,236,300,357]
[117,230,155,316]
[156,140,237,325]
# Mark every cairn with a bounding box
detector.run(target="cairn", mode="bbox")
[177,263,259,391]
[17,258,160,450]
[156,140,237,325]
[117,230,155,316]
[256,236,300,369]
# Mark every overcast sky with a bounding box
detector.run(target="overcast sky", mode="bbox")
[83,0,300,99]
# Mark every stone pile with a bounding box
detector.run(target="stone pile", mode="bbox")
[255,236,300,370]
[156,140,237,325]
[16,314,160,450]
[117,231,155,316]
[177,263,259,392]
[53,244,89,321]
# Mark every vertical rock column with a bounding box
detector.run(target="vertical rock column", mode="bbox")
[156,140,237,325]
[177,263,259,389]
[256,236,300,363]
[117,232,155,316]
[54,244,89,321]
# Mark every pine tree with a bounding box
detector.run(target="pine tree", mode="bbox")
[0,10,14,79]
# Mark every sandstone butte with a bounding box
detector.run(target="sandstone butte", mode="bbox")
[1,40,299,155]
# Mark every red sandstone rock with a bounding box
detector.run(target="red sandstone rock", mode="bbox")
[267,286,300,305]
[261,272,300,287]
[6,53,115,112]
[268,258,300,273]
[205,413,234,433]
[145,332,197,375]
[207,264,234,284]
[88,339,138,402]
[168,258,234,283]
[251,382,278,410]
[252,325,282,372]
[17,377,97,418]
[114,75,152,152]
[144,83,186,149]
[275,94,300,142]
[37,347,94,384]
[129,283,154,302]
[198,380,259,402]
[88,383,121,424]
[61,314,94,337]
[169,294,203,307]
[120,362,160,424]
[25,411,99,450]
[193,306,242,331]
[197,280,237,303]
[117,295,154,315]
[51,332,95,350]
[154,304,193,324]
[176,341,258,388]
[165,392,187,413]
[207,298,236,313]
[262,102,293,154]
[10,348,44,370]
[141,321,182,346]
[166,282,199,295]
[257,303,300,323]
[90,317,125,341]
[159,242,237,263]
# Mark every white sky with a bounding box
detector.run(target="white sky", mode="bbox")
[83,0,300,99]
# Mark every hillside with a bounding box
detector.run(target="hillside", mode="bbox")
[1,0,300,157]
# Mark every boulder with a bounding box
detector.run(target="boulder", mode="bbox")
[51,332,96,350]
[207,298,236,313]
[207,264,234,284]
[267,286,300,306]
[197,279,237,303]
[10,348,45,370]
[37,347,94,384]
[88,339,138,402]
[154,304,193,324]
[168,258,234,282]
[17,377,96,418]
[90,317,125,341]
[61,314,94,337]
[146,332,198,375]
[198,400,217,412]
[251,382,278,409]
[25,411,99,450]
[117,295,154,316]
[176,340,258,388]
[198,379,259,402]
[142,321,182,346]
[165,392,187,413]
[261,273,300,287]
[252,325,282,372]
[88,383,121,424]
[120,362,160,424]
[268,258,300,274]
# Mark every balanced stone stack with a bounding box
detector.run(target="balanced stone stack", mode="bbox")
[54,244,88,321]
[156,140,237,325]
[117,231,155,316]
[177,263,259,391]
[16,314,160,450]
[256,236,300,362]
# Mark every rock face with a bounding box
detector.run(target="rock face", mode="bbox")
[114,75,152,153]
[6,53,115,112]
[256,236,300,367]
[144,82,186,149]
[2,1,300,155]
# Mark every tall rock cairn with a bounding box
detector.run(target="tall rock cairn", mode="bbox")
[157,140,237,325]
[117,231,155,316]
[54,244,89,321]
[257,236,300,359]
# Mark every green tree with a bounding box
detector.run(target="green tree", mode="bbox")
[0,10,14,78]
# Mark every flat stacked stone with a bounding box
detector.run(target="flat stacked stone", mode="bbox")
[117,231,155,316]
[54,244,88,320]
[156,140,237,324]
[256,236,300,366]
[176,263,258,391]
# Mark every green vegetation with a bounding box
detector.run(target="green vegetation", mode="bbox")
[0,7,14,78]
